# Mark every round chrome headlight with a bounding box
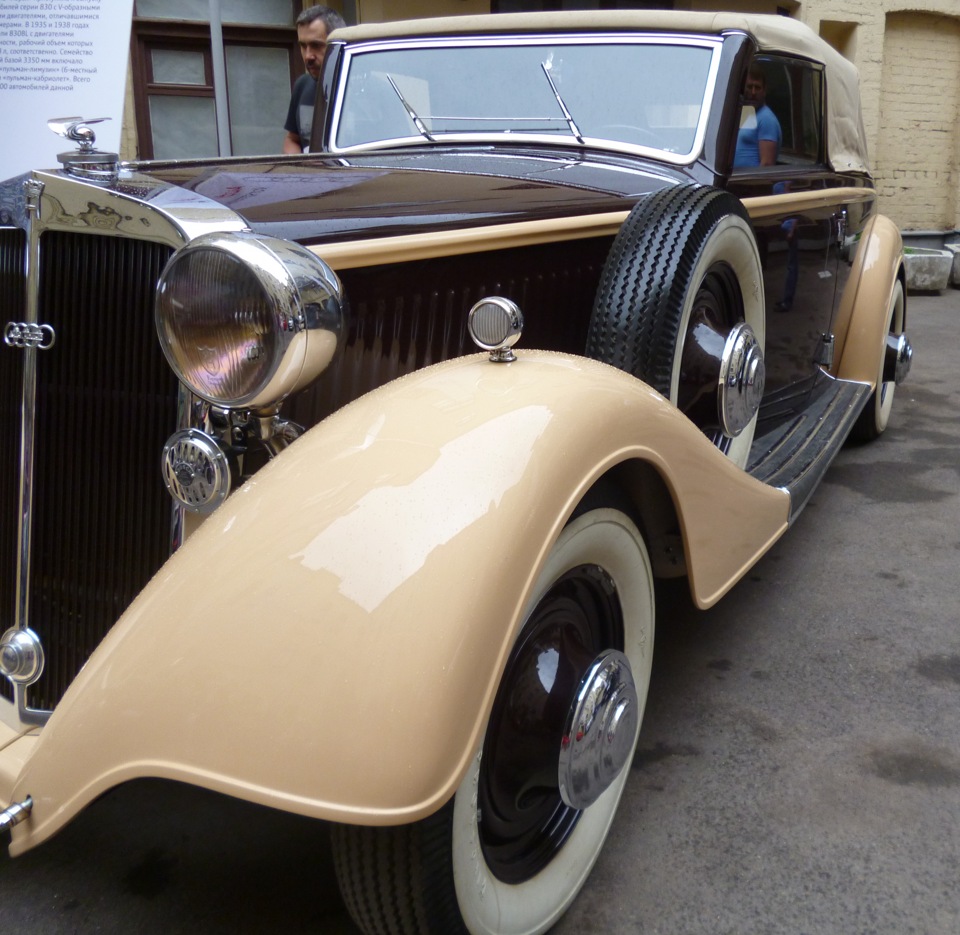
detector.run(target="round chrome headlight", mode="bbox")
[156,232,345,410]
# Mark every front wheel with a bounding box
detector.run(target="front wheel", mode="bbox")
[332,506,656,935]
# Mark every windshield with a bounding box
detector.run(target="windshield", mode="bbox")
[329,35,721,162]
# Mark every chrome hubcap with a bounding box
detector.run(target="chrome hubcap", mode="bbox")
[479,563,622,883]
[558,649,638,810]
[718,322,764,438]
[884,332,913,385]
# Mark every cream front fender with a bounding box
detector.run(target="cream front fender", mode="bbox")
[8,351,788,854]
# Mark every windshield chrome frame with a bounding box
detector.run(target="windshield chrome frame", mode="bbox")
[327,32,724,166]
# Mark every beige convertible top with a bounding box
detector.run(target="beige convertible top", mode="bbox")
[332,11,869,175]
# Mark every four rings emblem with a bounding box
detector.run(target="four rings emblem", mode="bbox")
[4,322,56,350]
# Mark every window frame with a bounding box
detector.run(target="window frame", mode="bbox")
[130,18,301,159]
[732,52,826,173]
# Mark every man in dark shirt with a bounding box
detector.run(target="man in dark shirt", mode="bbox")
[283,5,345,154]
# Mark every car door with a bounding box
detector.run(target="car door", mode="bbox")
[727,54,864,422]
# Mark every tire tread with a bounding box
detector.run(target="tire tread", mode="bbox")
[331,801,467,935]
[587,184,751,399]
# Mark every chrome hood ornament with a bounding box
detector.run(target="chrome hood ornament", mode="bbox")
[48,116,120,181]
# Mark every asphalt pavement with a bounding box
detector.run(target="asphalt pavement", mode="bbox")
[1,291,958,935]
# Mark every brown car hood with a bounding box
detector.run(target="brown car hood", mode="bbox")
[134,147,682,245]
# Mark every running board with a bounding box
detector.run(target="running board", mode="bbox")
[748,378,871,524]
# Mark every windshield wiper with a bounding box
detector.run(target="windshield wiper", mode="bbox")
[540,60,584,144]
[386,74,436,142]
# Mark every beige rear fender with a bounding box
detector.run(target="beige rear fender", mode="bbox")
[832,213,905,384]
[7,351,788,855]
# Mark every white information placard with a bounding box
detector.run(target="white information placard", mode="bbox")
[0,0,135,180]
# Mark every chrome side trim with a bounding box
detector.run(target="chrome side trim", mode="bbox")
[13,177,46,726]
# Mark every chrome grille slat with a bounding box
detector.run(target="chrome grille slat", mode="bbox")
[0,227,26,704]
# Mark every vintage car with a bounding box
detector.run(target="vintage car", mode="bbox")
[1,10,911,935]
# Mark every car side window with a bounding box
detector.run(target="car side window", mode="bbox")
[755,54,824,166]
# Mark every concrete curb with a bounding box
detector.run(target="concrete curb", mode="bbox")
[946,243,960,288]
[903,246,953,293]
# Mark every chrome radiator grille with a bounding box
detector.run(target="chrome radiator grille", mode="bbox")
[0,230,178,710]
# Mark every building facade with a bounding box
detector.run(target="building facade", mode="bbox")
[744,0,960,235]
[119,0,960,236]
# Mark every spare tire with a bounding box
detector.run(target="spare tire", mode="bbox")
[587,184,765,468]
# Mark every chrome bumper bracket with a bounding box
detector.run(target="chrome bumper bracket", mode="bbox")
[0,796,33,835]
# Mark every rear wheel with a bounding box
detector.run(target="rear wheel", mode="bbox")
[332,506,655,935]
[851,278,905,441]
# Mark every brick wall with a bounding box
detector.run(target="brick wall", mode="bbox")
[875,13,959,230]
[803,0,960,232]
